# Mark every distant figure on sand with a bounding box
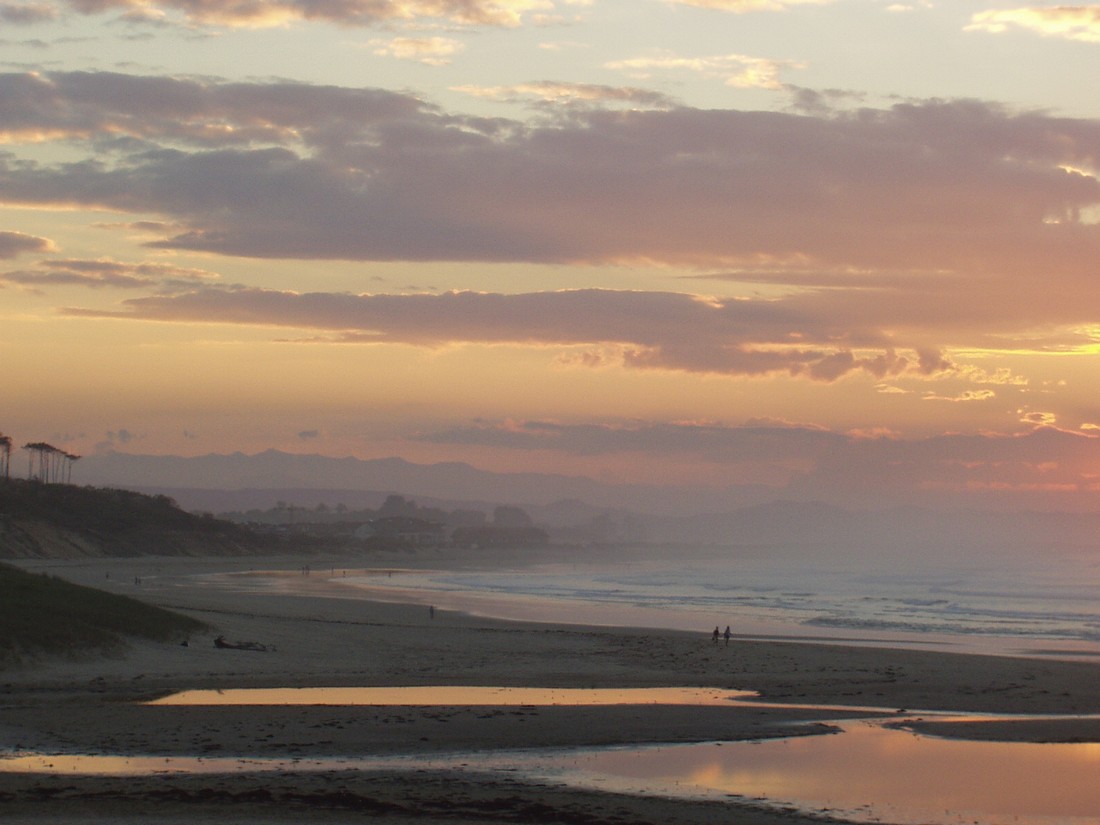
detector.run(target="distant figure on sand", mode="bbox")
[712,626,720,643]
[429,605,435,620]
[724,626,731,646]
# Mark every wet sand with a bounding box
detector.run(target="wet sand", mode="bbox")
[4,553,1100,824]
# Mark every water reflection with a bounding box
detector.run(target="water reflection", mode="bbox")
[148,686,756,706]
[0,753,354,775]
[7,725,1100,824]
[9,686,1100,825]
[553,722,1100,824]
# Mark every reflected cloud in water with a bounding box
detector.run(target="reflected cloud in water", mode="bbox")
[7,686,1100,824]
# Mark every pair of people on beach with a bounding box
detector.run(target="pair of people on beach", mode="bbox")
[712,625,731,645]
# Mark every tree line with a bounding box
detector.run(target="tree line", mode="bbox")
[0,433,80,484]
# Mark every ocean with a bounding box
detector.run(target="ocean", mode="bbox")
[342,542,1100,660]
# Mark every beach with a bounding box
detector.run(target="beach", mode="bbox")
[5,552,1100,825]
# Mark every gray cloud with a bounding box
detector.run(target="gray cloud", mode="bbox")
[64,286,945,381]
[58,0,550,27]
[0,73,1096,289]
[0,257,219,288]
[3,71,1100,362]
[0,230,54,259]
[0,71,427,148]
[453,81,678,110]
[0,2,56,23]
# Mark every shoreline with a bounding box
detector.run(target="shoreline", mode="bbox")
[28,548,1100,662]
[5,552,1100,824]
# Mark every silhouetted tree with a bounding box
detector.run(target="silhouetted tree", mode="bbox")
[0,434,11,480]
[63,451,80,484]
[493,505,534,528]
[379,494,416,517]
[23,442,66,483]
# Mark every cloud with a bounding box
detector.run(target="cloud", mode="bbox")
[452,81,676,108]
[64,285,955,381]
[605,51,805,89]
[57,0,554,28]
[0,71,428,148]
[921,389,996,403]
[94,428,140,453]
[369,36,465,66]
[1,72,1095,287]
[967,6,1100,43]
[0,230,54,259]
[0,257,219,289]
[1018,408,1057,426]
[3,72,1100,359]
[785,86,865,115]
[665,0,831,11]
[0,2,57,23]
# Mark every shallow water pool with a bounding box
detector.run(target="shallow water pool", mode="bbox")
[545,720,1100,824]
[146,685,755,706]
[6,686,1100,823]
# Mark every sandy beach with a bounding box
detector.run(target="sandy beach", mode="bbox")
[5,552,1100,825]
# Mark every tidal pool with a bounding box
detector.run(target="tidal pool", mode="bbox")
[546,721,1100,824]
[146,685,755,706]
[6,686,1100,825]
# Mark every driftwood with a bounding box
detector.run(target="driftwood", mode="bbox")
[213,635,274,652]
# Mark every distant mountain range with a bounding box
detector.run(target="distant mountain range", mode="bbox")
[73,449,1100,554]
[77,449,778,517]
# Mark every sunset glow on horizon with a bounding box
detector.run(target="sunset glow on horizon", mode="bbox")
[2,1,1100,509]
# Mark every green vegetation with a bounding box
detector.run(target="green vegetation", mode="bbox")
[0,561,206,665]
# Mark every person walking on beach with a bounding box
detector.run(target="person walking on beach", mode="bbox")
[712,626,720,643]
[723,626,731,646]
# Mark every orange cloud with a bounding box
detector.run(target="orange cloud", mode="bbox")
[921,389,996,403]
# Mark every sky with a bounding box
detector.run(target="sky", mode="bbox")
[2,0,1100,508]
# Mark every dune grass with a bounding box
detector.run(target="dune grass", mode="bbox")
[0,561,206,665]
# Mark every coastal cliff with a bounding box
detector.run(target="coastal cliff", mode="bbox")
[0,480,274,559]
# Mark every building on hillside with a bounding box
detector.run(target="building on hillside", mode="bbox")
[450,524,548,549]
[354,516,446,547]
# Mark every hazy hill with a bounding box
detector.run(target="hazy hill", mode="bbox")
[28,450,1100,557]
[644,500,1100,559]
[77,449,775,516]
[0,480,277,559]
